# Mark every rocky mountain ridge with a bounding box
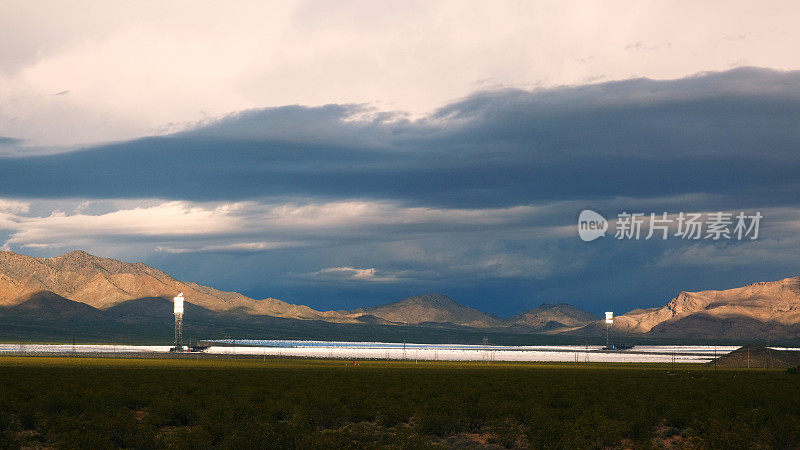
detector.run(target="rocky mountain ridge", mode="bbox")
[613,276,800,336]
[0,251,597,329]
[3,250,800,338]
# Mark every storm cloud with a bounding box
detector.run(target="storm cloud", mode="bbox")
[1,67,798,211]
[2,67,800,315]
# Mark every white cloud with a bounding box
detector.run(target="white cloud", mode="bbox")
[156,241,302,254]
[0,198,546,254]
[2,201,238,249]
[264,201,538,229]
[310,266,400,282]
[0,199,29,214]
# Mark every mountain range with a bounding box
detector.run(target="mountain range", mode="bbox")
[610,276,800,339]
[0,250,597,330]
[1,250,799,341]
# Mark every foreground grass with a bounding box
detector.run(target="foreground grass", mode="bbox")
[0,357,797,448]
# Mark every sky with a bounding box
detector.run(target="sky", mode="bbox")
[1,1,800,316]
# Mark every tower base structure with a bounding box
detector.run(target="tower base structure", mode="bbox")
[171,312,184,352]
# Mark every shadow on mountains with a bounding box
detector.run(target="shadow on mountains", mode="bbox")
[8,291,104,320]
[0,291,601,346]
[648,313,800,340]
[712,344,800,369]
[563,317,800,347]
[4,291,800,347]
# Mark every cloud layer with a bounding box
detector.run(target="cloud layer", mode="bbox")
[2,68,800,211]
[1,68,800,314]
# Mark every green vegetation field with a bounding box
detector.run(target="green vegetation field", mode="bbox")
[0,357,797,448]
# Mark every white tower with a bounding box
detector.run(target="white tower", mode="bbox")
[173,292,184,351]
[604,311,613,348]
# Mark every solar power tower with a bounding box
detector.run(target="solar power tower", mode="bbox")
[605,311,613,348]
[173,292,184,351]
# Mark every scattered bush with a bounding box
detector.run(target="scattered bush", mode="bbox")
[0,358,796,447]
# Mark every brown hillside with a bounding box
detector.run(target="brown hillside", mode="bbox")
[613,277,800,334]
[0,250,352,320]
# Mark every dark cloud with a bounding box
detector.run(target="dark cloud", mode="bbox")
[3,68,800,315]
[0,136,23,146]
[0,67,798,211]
